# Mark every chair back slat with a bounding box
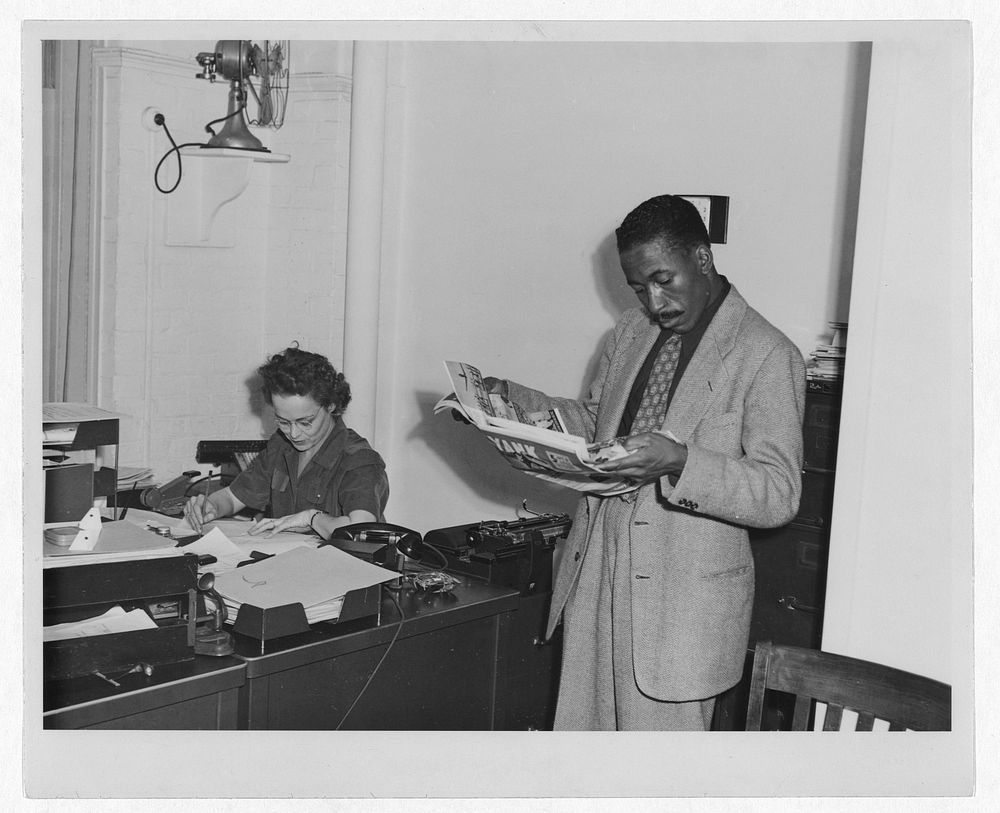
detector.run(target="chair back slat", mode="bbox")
[744,641,772,730]
[791,695,812,730]
[746,641,951,732]
[822,703,844,730]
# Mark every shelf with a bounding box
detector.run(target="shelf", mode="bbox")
[185,147,290,164]
[43,415,120,522]
[164,146,290,247]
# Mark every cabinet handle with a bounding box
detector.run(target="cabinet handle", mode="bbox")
[778,595,820,615]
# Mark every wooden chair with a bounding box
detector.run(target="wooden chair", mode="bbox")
[745,641,951,731]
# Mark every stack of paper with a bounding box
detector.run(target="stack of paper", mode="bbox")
[43,606,158,642]
[42,403,123,444]
[212,545,399,624]
[807,321,847,381]
[43,518,182,568]
[117,466,154,490]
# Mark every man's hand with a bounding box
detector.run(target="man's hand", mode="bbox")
[247,510,315,537]
[451,377,508,424]
[595,432,687,483]
[184,493,219,533]
[483,377,508,397]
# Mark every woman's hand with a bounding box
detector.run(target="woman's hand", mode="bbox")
[182,486,244,534]
[184,494,219,533]
[247,509,317,537]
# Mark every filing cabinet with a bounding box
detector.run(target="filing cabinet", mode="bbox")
[750,380,840,650]
[712,380,841,730]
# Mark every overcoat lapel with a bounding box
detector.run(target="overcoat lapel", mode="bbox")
[663,285,748,442]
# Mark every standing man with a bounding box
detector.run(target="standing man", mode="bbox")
[492,195,805,730]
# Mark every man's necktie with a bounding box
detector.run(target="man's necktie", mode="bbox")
[630,333,683,434]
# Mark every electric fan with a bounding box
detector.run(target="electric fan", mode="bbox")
[195,40,290,152]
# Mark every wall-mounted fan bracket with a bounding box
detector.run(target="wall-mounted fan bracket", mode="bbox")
[163,147,289,246]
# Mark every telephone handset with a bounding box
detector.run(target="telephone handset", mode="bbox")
[139,470,203,515]
[139,470,232,516]
[330,523,425,591]
[328,522,423,559]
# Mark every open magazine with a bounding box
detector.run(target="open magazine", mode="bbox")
[435,360,639,496]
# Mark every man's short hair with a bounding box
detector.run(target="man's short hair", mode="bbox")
[616,194,711,255]
[258,344,352,413]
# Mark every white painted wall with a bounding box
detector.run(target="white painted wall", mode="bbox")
[90,43,353,480]
[94,47,271,473]
[375,41,868,531]
[822,27,972,696]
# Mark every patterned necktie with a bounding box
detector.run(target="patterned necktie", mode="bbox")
[631,333,683,434]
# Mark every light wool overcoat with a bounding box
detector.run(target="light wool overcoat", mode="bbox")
[508,284,806,701]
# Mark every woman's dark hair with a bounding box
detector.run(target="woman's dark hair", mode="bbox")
[615,194,711,255]
[257,345,352,414]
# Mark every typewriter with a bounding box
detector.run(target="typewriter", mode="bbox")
[424,512,571,595]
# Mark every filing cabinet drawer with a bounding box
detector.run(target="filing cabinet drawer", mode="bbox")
[749,524,829,650]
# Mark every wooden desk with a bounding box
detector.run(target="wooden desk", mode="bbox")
[43,656,245,730]
[42,580,561,730]
[233,580,523,730]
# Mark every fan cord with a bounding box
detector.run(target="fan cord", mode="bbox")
[153,103,252,194]
[334,589,405,730]
[152,114,203,195]
[203,102,245,139]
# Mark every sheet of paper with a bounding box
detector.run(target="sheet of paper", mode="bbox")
[123,508,197,539]
[43,606,158,642]
[179,526,245,572]
[114,510,315,573]
[43,402,124,423]
[42,425,78,444]
[181,519,314,572]
[116,466,153,487]
[218,594,347,624]
[207,518,312,547]
[214,545,398,611]
[172,515,300,540]
[79,520,177,554]
[45,518,180,567]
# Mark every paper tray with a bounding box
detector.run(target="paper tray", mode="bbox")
[44,621,195,682]
[229,584,382,643]
[42,555,199,681]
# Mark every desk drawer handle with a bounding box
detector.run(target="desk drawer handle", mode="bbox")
[778,595,820,615]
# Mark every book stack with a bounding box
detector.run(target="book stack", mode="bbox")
[807,321,847,382]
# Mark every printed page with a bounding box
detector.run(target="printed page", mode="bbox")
[478,422,637,494]
[442,360,496,425]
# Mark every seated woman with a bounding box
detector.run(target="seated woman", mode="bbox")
[183,345,389,540]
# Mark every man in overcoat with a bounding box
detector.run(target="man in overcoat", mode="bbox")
[495,195,806,729]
